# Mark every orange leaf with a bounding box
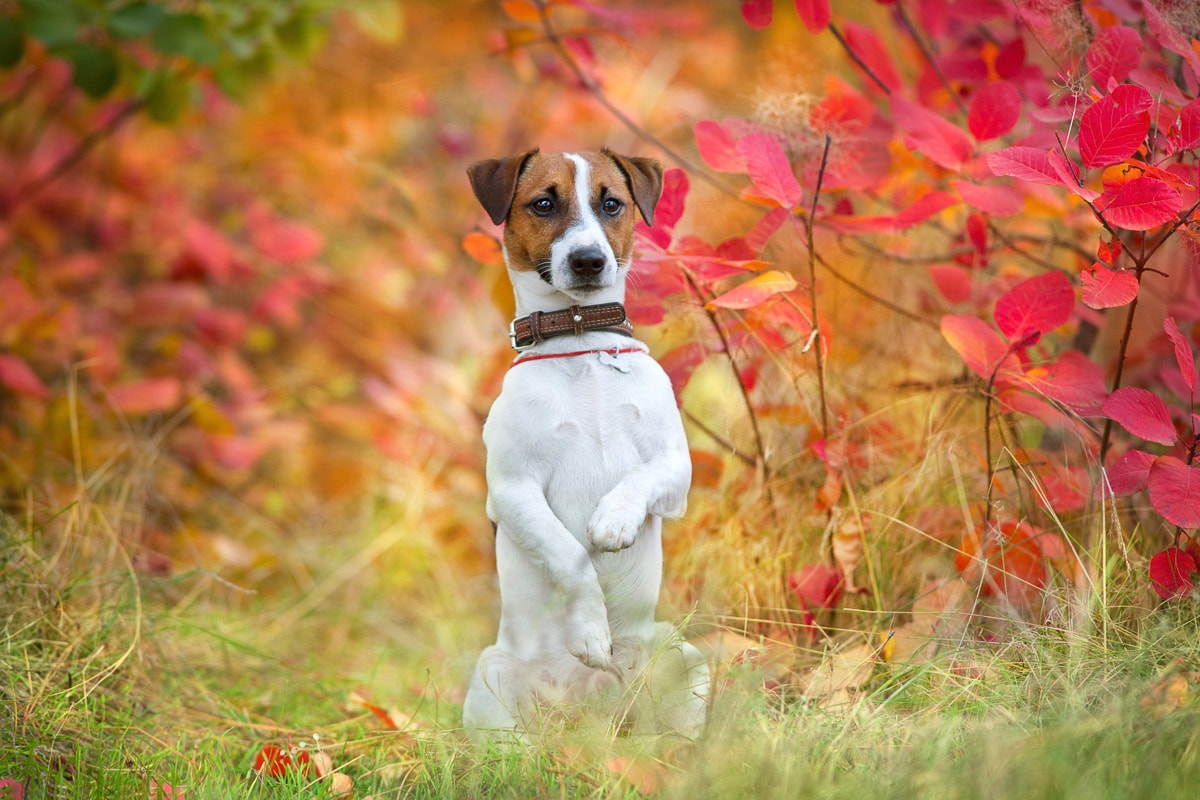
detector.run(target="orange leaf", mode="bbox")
[462,232,504,267]
[108,377,183,416]
[501,0,542,23]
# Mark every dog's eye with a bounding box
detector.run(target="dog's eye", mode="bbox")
[601,197,623,216]
[530,198,555,216]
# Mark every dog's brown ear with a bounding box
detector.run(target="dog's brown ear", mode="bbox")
[604,149,664,226]
[467,149,539,225]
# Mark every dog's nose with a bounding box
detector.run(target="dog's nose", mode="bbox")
[569,248,607,277]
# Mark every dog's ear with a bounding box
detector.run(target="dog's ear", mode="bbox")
[467,149,539,226]
[604,150,664,226]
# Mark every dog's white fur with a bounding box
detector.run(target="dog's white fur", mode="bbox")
[463,152,709,744]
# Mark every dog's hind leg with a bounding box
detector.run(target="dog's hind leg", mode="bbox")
[462,645,535,747]
[635,622,710,740]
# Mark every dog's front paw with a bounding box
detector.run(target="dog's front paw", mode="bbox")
[588,494,647,552]
[566,596,613,670]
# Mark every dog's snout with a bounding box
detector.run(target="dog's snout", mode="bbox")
[569,248,607,278]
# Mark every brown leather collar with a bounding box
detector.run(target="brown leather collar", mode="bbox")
[508,302,633,351]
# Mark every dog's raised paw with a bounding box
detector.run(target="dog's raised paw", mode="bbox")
[566,600,613,670]
[587,497,646,552]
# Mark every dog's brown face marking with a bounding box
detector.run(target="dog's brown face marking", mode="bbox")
[468,150,663,295]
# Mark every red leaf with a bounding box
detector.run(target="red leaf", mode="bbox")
[894,191,959,229]
[952,180,1023,216]
[993,270,1074,345]
[1148,547,1197,599]
[1149,457,1200,529]
[1177,99,1200,151]
[986,146,1060,184]
[706,270,798,310]
[929,264,972,304]
[891,95,973,169]
[787,563,844,610]
[966,213,987,257]
[0,354,48,399]
[842,22,901,92]
[739,0,773,29]
[940,314,1016,379]
[1143,0,1200,80]
[1078,84,1152,169]
[1164,316,1196,393]
[968,81,1021,141]
[1081,262,1139,309]
[793,0,831,34]
[180,220,233,283]
[656,169,689,230]
[1101,176,1183,231]
[108,377,183,416]
[694,120,747,173]
[1100,449,1156,498]
[736,134,803,208]
[1086,26,1142,88]
[1102,387,1177,445]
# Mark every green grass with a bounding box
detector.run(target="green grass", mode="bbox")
[4,498,1200,800]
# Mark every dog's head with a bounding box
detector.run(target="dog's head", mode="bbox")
[468,149,663,305]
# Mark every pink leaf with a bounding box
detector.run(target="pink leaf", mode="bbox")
[1102,386,1177,445]
[694,120,747,173]
[993,270,1075,345]
[952,180,1024,216]
[1143,0,1200,81]
[0,353,48,399]
[787,563,844,610]
[929,264,972,304]
[968,81,1021,141]
[1101,176,1183,231]
[1085,26,1142,88]
[658,341,708,401]
[793,0,831,34]
[1164,316,1196,392]
[986,146,1060,184]
[1148,547,1197,599]
[746,207,790,251]
[1078,84,1152,169]
[180,220,233,283]
[736,134,803,208]
[739,0,773,29]
[108,377,183,416]
[1046,149,1100,201]
[706,270,798,310]
[1081,262,1140,309]
[940,314,1016,380]
[253,220,324,264]
[842,22,901,92]
[1149,457,1200,529]
[1101,449,1156,498]
[891,95,973,169]
[1019,350,1109,414]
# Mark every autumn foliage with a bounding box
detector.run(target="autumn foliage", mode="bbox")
[3,0,1200,667]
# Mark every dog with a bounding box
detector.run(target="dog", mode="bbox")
[462,148,709,744]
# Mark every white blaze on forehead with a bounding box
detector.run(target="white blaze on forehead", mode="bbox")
[552,153,617,271]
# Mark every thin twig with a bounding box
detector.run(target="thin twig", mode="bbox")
[683,409,756,468]
[804,134,833,439]
[14,98,144,206]
[895,1,968,115]
[815,250,939,329]
[828,22,892,95]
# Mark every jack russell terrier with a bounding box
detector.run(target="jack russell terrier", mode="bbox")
[462,148,709,744]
